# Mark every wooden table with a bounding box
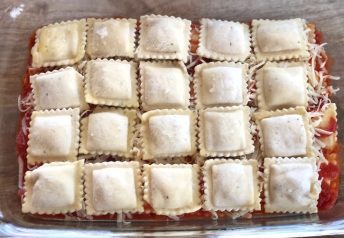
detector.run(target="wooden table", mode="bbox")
[0,0,343,236]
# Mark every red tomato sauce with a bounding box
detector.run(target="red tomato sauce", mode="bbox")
[15,21,340,220]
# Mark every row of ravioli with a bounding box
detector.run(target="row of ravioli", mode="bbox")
[27,106,313,164]
[22,157,320,215]
[30,60,310,113]
[31,16,311,68]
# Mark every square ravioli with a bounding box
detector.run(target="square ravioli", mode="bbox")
[84,161,143,215]
[264,157,320,213]
[256,62,309,110]
[22,160,83,214]
[137,15,191,62]
[30,67,88,111]
[31,19,86,67]
[141,109,196,160]
[203,159,261,212]
[199,106,254,157]
[86,18,136,58]
[85,59,138,107]
[27,108,80,165]
[254,107,313,158]
[194,62,248,108]
[79,108,136,157]
[140,61,190,111]
[198,19,251,61]
[252,19,309,61]
[143,164,201,215]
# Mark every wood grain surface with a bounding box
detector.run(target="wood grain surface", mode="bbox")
[0,0,343,233]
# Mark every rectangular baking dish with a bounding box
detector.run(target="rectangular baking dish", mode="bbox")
[1,0,343,236]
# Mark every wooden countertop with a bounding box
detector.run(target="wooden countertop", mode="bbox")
[0,0,343,234]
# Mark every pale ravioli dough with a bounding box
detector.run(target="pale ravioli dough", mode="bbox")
[195,62,248,108]
[151,167,193,209]
[138,15,191,62]
[203,159,261,211]
[198,19,250,61]
[32,20,86,67]
[31,116,72,156]
[87,112,128,152]
[264,157,320,213]
[199,107,254,157]
[30,67,87,110]
[213,163,254,207]
[92,168,137,211]
[84,161,143,215]
[144,164,201,215]
[85,59,138,107]
[22,160,83,214]
[252,19,309,60]
[204,111,245,151]
[261,114,307,157]
[27,108,80,164]
[257,63,308,110]
[257,21,302,52]
[140,62,190,110]
[142,110,196,159]
[87,18,136,58]
[80,109,136,157]
[148,115,191,155]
